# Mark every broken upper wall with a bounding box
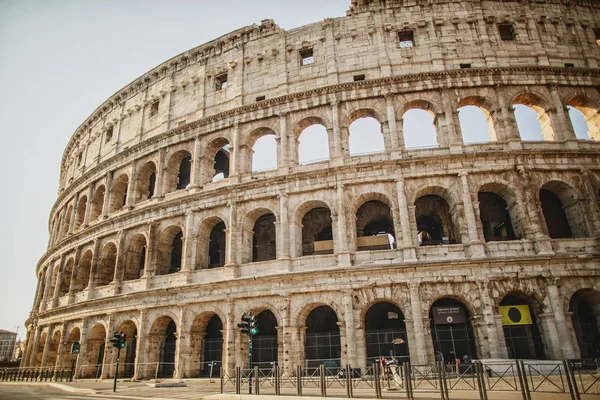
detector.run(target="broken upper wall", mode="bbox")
[59,0,600,192]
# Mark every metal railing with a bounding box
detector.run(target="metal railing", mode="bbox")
[0,367,73,382]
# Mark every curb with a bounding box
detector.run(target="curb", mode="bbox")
[49,382,98,394]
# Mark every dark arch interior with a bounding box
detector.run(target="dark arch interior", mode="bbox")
[539,189,572,238]
[214,149,230,179]
[500,295,546,360]
[302,207,333,256]
[356,200,395,251]
[209,222,226,268]
[569,291,600,359]
[415,195,458,245]
[365,302,408,364]
[478,192,516,242]
[252,310,278,368]
[177,156,192,190]
[429,298,476,363]
[202,315,223,376]
[159,320,177,378]
[305,306,341,369]
[169,232,183,274]
[252,213,276,262]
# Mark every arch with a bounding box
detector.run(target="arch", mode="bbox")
[189,312,224,377]
[63,327,81,368]
[35,332,46,367]
[478,182,524,241]
[73,249,93,292]
[415,194,460,245]
[297,118,330,164]
[499,293,546,359]
[569,289,600,359]
[539,180,589,238]
[83,323,106,378]
[301,205,333,256]
[64,205,73,236]
[59,258,75,297]
[197,217,227,269]
[364,301,409,365]
[457,96,498,143]
[165,150,192,193]
[46,330,61,367]
[123,234,147,281]
[90,185,105,221]
[513,93,554,141]
[303,306,341,370]
[401,100,439,149]
[148,316,178,379]
[115,319,138,378]
[251,133,277,172]
[251,309,278,368]
[567,95,600,140]
[109,173,129,213]
[202,137,230,184]
[135,161,157,203]
[429,298,477,362]
[249,210,276,262]
[348,114,385,156]
[156,225,184,275]
[355,198,396,251]
[97,242,117,286]
[75,195,87,230]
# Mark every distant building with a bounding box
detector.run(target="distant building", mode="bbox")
[12,340,24,361]
[0,330,17,362]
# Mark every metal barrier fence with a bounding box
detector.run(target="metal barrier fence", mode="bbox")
[0,367,73,382]
[220,359,600,399]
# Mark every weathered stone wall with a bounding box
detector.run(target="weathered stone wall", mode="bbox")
[24,0,600,379]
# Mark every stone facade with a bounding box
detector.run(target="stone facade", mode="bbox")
[22,0,600,380]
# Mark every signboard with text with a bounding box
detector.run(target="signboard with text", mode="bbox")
[432,306,466,325]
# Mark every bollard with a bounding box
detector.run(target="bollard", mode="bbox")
[275,366,281,395]
[436,361,446,400]
[320,364,326,397]
[296,365,303,396]
[253,366,259,395]
[235,366,241,394]
[373,362,382,399]
[564,360,581,400]
[220,367,224,394]
[440,361,449,399]
[345,364,353,398]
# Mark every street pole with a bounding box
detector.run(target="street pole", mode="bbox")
[248,336,253,394]
[70,355,75,382]
[113,347,121,392]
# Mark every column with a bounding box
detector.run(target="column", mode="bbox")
[67,247,82,304]
[126,162,137,207]
[102,171,113,217]
[385,94,401,153]
[86,239,102,299]
[40,264,54,312]
[173,307,185,379]
[458,172,485,258]
[495,85,521,144]
[440,88,463,151]
[475,280,502,358]
[224,302,236,372]
[548,84,577,141]
[408,283,428,364]
[112,230,126,295]
[155,148,166,198]
[331,101,343,161]
[547,281,577,358]
[396,178,417,262]
[83,184,94,227]
[68,194,79,234]
[229,122,241,177]
[336,184,351,266]
[181,211,195,276]
[40,325,54,367]
[141,223,157,290]
[133,311,146,380]
[53,324,67,372]
[278,112,291,168]
[224,200,239,279]
[51,255,66,308]
[27,327,42,367]
[343,292,358,367]
[278,194,291,263]
[74,320,88,379]
[190,136,202,188]
[538,312,564,359]
[580,169,600,238]
[56,205,68,241]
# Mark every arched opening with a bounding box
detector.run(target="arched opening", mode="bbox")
[156,226,183,275]
[205,138,231,183]
[209,222,226,268]
[202,315,223,376]
[75,195,87,230]
[35,333,46,367]
[73,250,92,292]
[402,108,438,149]
[302,207,333,256]
[304,306,341,371]
[567,95,600,141]
[252,134,277,172]
[59,258,74,297]
[48,267,59,303]
[165,151,192,193]
[46,330,61,367]
[355,200,396,251]
[415,195,459,245]
[252,213,277,262]
[513,94,554,141]
[429,298,477,363]
[97,242,117,286]
[124,234,147,281]
[116,320,137,378]
[458,105,497,144]
[64,205,73,236]
[348,117,385,155]
[84,324,106,379]
[478,192,517,242]
[109,173,129,213]
[135,162,156,203]
[298,124,330,164]
[540,181,589,239]
[569,290,600,359]
[149,317,177,379]
[90,185,105,221]
[252,310,278,369]
[364,302,409,365]
[63,328,80,369]
[499,294,546,359]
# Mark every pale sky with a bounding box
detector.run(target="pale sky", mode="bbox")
[0,0,589,342]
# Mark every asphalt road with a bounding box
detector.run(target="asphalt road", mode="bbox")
[0,385,127,400]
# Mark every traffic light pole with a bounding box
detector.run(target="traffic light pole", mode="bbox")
[248,336,253,394]
[113,347,121,392]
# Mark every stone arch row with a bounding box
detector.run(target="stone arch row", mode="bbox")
[26,282,600,378]
[49,85,600,246]
[35,174,600,312]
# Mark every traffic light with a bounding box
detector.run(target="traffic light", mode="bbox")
[237,313,258,336]
[110,331,127,349]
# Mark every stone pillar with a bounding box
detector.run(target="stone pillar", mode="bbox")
[224,200,239,279]
[440,89,463,151]
[40,325,54,367]
[181,210,196,275]
[547,281,577,359]
[68,195,78,234]
[53,324,67,372]
[579,169,600,239]
[475,280,502,358]
[280,301,293,373]
[396,178,417,262]
[336,185,351,266]
[229,122,241,178]
[278,112,291,168]
[278,194,291,265]
[408,283,428,364]
[51,255,66,308]
[538,312,563,359]
[155,148,167,198]
[28,326,42,367]
[40,264,54,312]
[126,162,137,207]
[190,136,203,188]
[548,85,577,141]
[331,101,343,161]
[86,239,102,299]
[224,302,236,373]
[133,311,146,380]
[74,319,88,379]
[83,184,94,227]
[494,86,522,145]
[102,171,113,217]
[385,94,400,152]
[458,172,485,258]
[101,314,114,379]
[493,314,509,359]
[112,230,126,295]
[173,307,186,379]
[343,292,359,367]
[142,223,158,282]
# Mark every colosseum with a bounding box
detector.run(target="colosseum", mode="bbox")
[21,0,600,381]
